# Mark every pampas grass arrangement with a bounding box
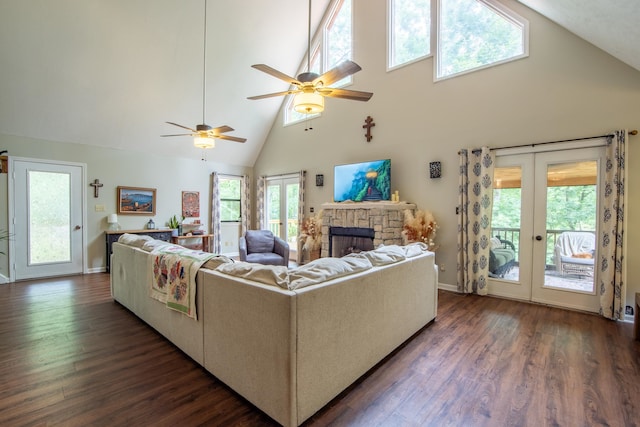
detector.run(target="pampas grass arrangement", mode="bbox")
[402,209,438,250]
[300,210,323,252]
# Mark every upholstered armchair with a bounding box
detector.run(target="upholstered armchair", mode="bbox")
[239,230,290,266]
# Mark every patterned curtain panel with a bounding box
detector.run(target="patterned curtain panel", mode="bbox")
[210,172,222,254]
[598,130,627,320]
[240,174,251,234]
[297,170,306,264]
[457,147,495,295]
[256,176,266,230]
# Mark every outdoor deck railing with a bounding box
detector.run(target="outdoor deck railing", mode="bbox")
[491,227,596,267]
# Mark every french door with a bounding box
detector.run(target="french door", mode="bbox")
[265,176,300,253]
[489,146,605,313]
[10,158,85,280]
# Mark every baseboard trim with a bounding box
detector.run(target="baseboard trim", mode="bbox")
[0,273,10,284]
[438,282,457,292]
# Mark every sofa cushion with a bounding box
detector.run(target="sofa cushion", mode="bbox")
[288,256,373,290]
[202,255,234,270]
[362,245,406,266]
[246,252,286,266]
[141,239,179,252]
[118,233,154,248]
[215,261,290,289]
[245,230,275,254]
[404,242,429,258]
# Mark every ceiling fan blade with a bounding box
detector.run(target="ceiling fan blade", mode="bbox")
[247,89,301,100]
[160,133,194,137]
[209,125,234,134]
[317,87,373,101]
[166,121,197,132]
[251,64,302,86]
[313,60,362,87]
[216,134,247,143]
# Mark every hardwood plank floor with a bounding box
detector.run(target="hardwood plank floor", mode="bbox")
[1,274,639,426]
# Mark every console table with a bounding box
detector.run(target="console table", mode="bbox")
[171,234,213,252]
[105,229,172,273]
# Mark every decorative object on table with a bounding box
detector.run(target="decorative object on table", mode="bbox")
[117,186,156,215]
[429,161,442,179]
[363,116,375,142]
[315,174,324,187]
[107,213,120,231]
[147,219,156,230]
[247,0,373,115]
[89,178,103,198]
[391,190,400,202]
[167,214,182,237]
[182,191,200,217]
[401,209,438,251]
[300,210,323,261]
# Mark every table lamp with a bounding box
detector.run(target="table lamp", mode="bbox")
[107,213,120,231]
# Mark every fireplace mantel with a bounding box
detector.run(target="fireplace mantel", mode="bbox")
[320,201,416,257]
[321,201,415,211]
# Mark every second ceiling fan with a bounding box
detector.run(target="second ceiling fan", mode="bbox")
[162,0,246,149]
[247,0,373,114]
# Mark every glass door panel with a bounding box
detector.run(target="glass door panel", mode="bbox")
[285,182,299,248]
[28,170,71,264]
[266,183,282,237]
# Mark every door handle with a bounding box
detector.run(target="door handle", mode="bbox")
[74,225,81,230]
[535,235,543,241]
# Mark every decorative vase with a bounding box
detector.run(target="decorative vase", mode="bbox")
[309,249,320,261]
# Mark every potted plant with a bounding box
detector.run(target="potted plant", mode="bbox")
[167,215,182,237]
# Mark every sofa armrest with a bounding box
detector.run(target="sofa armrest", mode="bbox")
[274,236,290,265]
[239,236,248,261]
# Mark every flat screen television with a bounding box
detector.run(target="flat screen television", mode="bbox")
[334,159,391,202]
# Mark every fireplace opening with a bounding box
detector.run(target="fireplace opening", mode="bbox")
[329,226,375,257]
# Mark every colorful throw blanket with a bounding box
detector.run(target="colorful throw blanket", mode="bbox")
[149,245,217,320]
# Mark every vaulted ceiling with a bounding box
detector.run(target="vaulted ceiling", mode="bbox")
[0,0,637,167]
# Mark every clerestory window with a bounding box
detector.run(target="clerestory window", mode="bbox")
[388,0,432,70]
[437,0,528,80]
[284,0,353,126]
[387,0,528,80]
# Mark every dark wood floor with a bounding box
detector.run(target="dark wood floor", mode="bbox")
[1,274,639,427]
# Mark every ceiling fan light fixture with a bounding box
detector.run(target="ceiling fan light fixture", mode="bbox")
[194,135,215,149]
[293,92,324,114]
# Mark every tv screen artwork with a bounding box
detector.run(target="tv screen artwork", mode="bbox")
[334,159,391,202]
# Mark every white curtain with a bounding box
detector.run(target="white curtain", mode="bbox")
[256,176,266,230]
[598,130,627,320]
[457,147,495,295]
[210,172,221,254]
[297,171,306,264]
[240,174,251,234]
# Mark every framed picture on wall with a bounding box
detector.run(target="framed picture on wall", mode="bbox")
[182,191,200,218]
[117,186,156,215]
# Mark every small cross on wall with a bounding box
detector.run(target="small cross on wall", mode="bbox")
[90,178,103,198]
[362,116,375,142]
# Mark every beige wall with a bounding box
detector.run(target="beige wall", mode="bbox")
[253,1,640,310]
[0,134,249,279]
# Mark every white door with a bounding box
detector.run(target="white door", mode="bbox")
[489,146,604,313]
[265,176,300,250]
[10,159,85,280]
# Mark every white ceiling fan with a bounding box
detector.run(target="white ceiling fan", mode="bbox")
[162,0,246,149]
[247,0,373,114]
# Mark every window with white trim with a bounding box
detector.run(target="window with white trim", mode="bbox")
[219,176,241,222]
[387,0,528,80]
[284,0,353,125]
[388,0,432,70]
[437,0,528,80]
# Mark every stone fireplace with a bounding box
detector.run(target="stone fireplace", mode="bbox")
[320,202,416,258]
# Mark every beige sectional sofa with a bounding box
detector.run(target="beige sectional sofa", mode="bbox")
[110,235,438,427]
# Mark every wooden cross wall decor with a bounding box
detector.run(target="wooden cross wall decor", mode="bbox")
[362,116,375,142]
[90,178,103,198]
